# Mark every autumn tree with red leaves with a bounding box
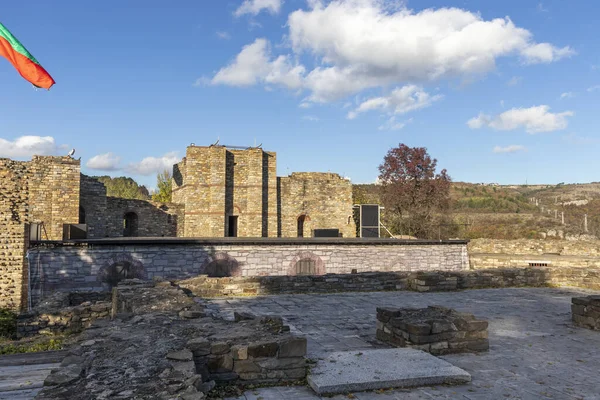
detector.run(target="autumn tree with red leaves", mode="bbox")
[378,144,454,239]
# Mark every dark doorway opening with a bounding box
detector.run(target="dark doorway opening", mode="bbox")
[79,206,86,224]
[297,215,307,237]
[228,215,238,237]
[123,212,139,237]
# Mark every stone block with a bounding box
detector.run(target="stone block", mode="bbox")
[167,349,193,361]
[278,337,307,358]
[247,341,279,358]
[187,338,211,356]
[255,357,306,370]
[231,345,248,360]
[233,360,261,374]
[210,342,230,355]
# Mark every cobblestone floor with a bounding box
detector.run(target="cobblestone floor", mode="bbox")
[204,287,600,400]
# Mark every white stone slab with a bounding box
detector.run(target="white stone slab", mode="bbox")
[307,348,470,395]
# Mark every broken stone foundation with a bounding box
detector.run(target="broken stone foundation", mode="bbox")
[376,305,489,355]
[572,295,600,330]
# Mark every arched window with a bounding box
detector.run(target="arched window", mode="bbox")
[79,206,86,224]
[123,212,139,237]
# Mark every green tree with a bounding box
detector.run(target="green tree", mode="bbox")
[152,169,172,203]
[94,176,150,200]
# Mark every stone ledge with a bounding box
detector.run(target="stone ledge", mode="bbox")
[572,295,600,331]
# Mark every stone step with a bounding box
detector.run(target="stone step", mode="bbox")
[307,348,470,395]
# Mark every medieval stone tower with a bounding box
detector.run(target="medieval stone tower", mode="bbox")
[171,145,355,238]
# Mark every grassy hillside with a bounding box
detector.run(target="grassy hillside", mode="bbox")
[353,182,599,239]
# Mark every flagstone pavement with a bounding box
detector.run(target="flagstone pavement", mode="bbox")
[202,287,600,400]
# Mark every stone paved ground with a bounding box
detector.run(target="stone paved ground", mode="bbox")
[205,287,600,400]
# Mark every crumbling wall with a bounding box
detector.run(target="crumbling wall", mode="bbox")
[279,173,356,238]
[0,159,30,311]
[104,197,182,237]
[80,174,107,238]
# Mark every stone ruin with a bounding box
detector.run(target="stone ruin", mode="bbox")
[36,279,307,400]
[376,305,489,355]
[572,295,600,331]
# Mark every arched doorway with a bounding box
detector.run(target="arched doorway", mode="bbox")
[123,212,139,237]
[297,214,310,237]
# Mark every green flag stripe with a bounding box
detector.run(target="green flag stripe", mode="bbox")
[0,23,41,65]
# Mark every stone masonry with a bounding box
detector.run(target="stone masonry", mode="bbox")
[572,295,600,331]
[376,305,489,355]
[0,156,80,311]
[26,239,468,306]
[172,145,355,238]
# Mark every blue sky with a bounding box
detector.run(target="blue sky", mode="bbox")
[1,0,599,189]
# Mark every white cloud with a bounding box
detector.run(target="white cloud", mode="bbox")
[347,85,442,119]
[468,105,574,133]
[86,152,121,171]
[234,0,282,17]
[216,31,231,40]
[560,92,574,99]
[493,145,527,153]
[211,38,305,89]
[507,76,523,86]
[379,116,413,131]
[126,152,181,176]
[537,2,549,12]
[587,85,600,92]
[302,115,320,121]
[500,100,505,107]
[0,135,64,158]
[211,1,573,103]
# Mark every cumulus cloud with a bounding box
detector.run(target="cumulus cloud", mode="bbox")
[216,31,231,40]
[492,145,527,153]
[211,38,305,89]
[468,105,574,133]
[234,0,282,17]
[587,85,600,92]
[347,85,442,119]
[0,135,63,158]
[86,152,122,171]
[211,1,573,104]
[126,152,181,176]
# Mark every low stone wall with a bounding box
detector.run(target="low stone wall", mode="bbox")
[376,306,489,355]
[179,267,600,297]
[17,301,111,337]
[27,238,468,307]
[572,296,600,331]
[469,238,600,256]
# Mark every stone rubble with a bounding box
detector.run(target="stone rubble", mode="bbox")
[35,279,307,399]
[572,295,600,330]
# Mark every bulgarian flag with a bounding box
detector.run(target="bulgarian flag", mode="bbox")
[0,22,55,89]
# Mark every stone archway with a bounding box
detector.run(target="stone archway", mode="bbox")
[98,254,146,288]
[201,252,241,277]
[123,212,139,237]
[297,214,311,237]
[288,252,325,276]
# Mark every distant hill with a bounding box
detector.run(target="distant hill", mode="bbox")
[353,182,600,240]
[93,176,150,200]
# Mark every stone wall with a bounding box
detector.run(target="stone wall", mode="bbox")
[105,197,183,237]
[0,156,80,311]
[469,238,600,270]
[16,291,112,337]
[572,296,600,331]
[279,173,355,238]
[0,159,29,311]
[180,267,600,297]
[26,239,468,306]
[172,145,355,238]
[80,174,107,238]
